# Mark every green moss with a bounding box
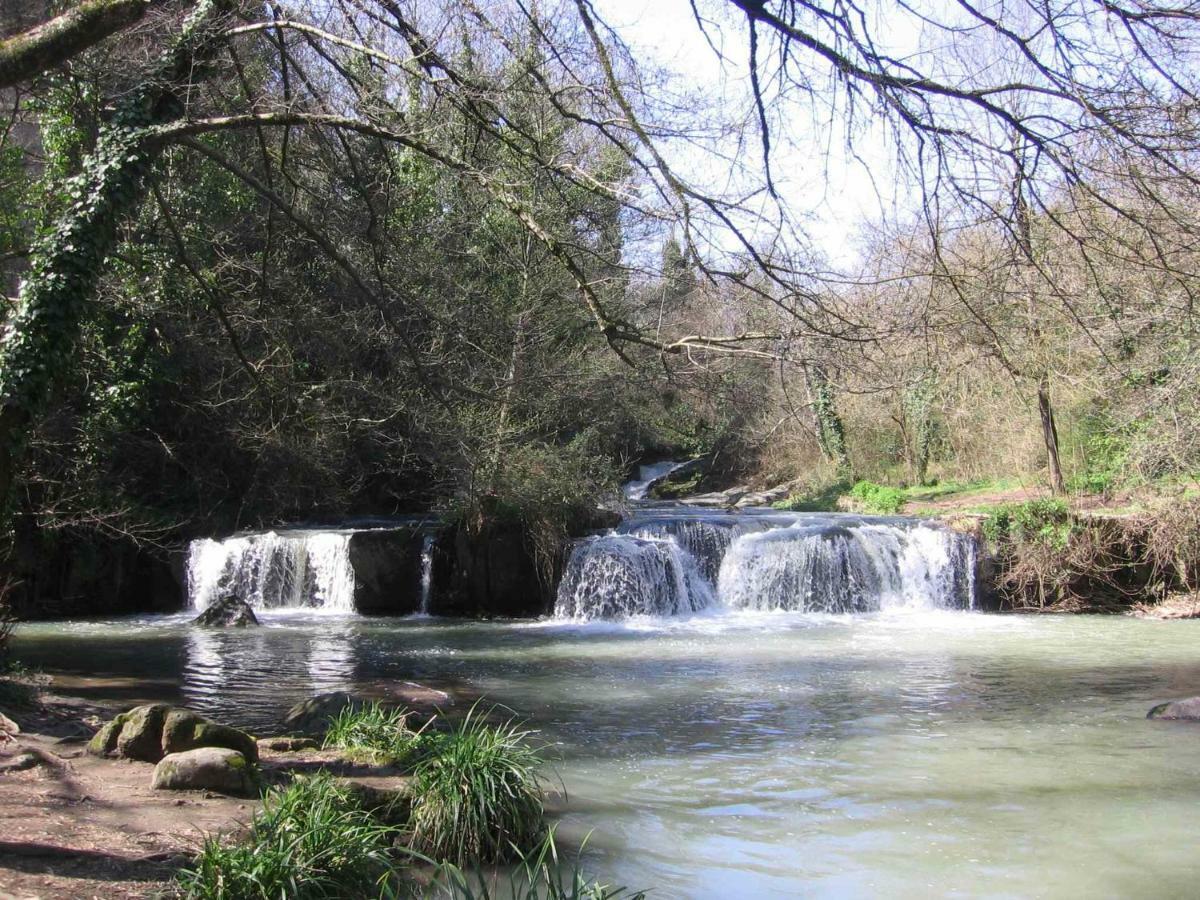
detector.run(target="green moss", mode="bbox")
[648,471,701,500]
[87,716,124,756]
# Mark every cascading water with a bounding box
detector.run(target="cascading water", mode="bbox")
[417,533,435,615]
[555,534,715,619]
[623,459,694,500]
[187,530,356,613]
[555,507,977,620]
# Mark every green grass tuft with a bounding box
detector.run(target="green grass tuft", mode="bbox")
[407,703,547,865]
[434,829,647,900]
[177,774,398,899]
[322,701,423,764]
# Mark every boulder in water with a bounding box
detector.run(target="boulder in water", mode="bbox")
[151,747,254,796]
[1147,697,1200,720]
[193,594,258,627]
[88,704,256,762]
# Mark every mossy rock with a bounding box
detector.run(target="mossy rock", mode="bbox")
[86,716,125,756]
[88,704,257,763]
[151,747,254,796]
[115,704,170,762]
[162,708,258,763]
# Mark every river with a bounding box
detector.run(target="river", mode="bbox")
[13,609,1200,897]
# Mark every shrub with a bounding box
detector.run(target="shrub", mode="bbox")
[323,701,423,764]
[177,775,397,899]
[407,704,546,865]
[982,498,1071,548]
[457,432,621,588]
[848,480,905,514]
[434,830,647,900]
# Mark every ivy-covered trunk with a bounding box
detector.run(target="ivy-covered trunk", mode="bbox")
[806,363,852,479]
[0,0,235,513]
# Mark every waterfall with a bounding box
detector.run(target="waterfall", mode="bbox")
[623,459,694,500]
[554,534,715,619]
[418,533,435,615]
[554,512,976,620]
[187,530,356,613]
[717,522,973,613]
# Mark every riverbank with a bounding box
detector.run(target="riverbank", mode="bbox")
[0,689,256,898]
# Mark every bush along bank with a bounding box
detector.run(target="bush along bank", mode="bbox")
[967,497,1200,613]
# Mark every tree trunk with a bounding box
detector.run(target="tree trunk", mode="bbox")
[0,0,153,88]
[0,0,236,513]
[1038,374,1065,495]
[805,363,852,479]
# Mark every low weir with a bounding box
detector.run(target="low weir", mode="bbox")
[186,520,440,615]
[185,470,976,618]
[554,508,976,619]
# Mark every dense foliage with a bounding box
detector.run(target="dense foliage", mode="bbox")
[0,1,1198,614]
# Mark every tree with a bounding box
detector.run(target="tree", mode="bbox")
[0,0,155,88]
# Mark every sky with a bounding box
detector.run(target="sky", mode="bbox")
[592,0,908,267]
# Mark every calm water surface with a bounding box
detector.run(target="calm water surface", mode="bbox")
[14,610,1200,898]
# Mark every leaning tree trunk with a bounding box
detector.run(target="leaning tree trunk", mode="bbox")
[0,0,235,512]
[1037,374,1065,496]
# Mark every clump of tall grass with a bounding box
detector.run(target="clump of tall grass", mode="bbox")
[407,704,546,865]
[434,830,646,900]
[323,701,425,764]
[177,774,398,899]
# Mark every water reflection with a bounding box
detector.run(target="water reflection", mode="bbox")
[182,616,359,723]
[12,611,1200,898]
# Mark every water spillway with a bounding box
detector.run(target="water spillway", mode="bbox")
[186,521,442,614]
[187,531,356,613]
[555,506,976,620]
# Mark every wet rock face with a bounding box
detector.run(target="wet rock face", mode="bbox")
[1148,697,1200,720]
[445,520,546,618]
[192,594,258,627]
[346,530,424,614]
[151,747,254,796]
[87,704,257,763]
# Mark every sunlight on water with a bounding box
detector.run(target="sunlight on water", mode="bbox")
[13,611,1200,898]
